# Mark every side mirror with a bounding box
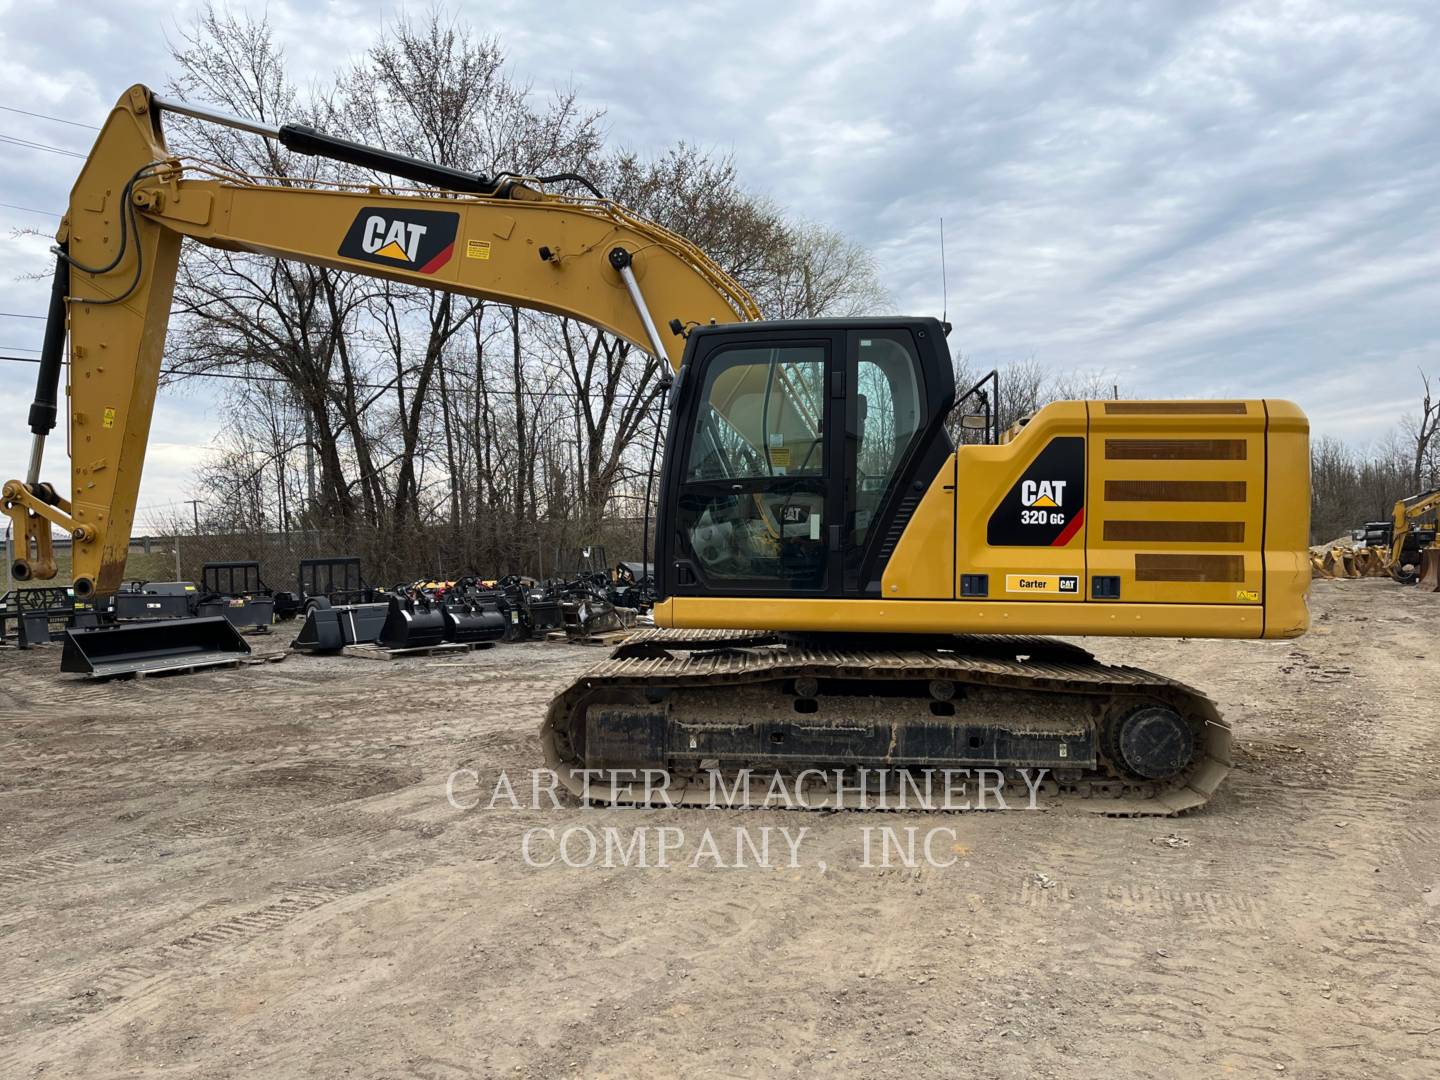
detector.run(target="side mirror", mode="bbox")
[959,414,990,431]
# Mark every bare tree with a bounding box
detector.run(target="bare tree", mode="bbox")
[159,8,902,579]
[763,221,891,319]
[1401,370,1438,492]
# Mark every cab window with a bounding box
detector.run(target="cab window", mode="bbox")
[849,332,924,550]
[676,343,829,588]
[686,346,825,481]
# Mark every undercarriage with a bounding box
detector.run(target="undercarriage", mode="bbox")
[541,629,1231,815]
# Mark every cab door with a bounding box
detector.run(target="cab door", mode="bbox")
[842,328,934,594]
[665,331,847,597]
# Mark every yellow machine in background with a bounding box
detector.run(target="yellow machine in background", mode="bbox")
[1383,488,1440,587]
[1313,488,1440,586]
[4,85,1312,813]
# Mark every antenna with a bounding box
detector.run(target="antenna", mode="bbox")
[939,217,951,335]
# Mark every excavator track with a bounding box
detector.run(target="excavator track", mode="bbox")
[540,629,1231,816]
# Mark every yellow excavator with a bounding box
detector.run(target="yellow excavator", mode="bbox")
[1381,488,1440,588]
[4,86,1311,813]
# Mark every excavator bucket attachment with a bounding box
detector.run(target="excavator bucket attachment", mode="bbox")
[378,596,447,649]
[61,616,250,679]
[1339,550,1359,578]
[441,601,506,644]
[1419,549,1440,592]
[290,601,390,652]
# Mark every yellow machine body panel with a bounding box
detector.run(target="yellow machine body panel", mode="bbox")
[1085,401,1266,607]
[654,397,1310,640]
[947,401,1089,603]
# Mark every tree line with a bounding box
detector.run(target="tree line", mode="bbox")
[1310,371,1438,543]
[162,8,887,578]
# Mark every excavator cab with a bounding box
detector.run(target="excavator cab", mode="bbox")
[659,317,954,599]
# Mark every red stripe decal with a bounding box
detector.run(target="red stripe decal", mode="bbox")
[418,242,454,275]
[1051,507,1085,547]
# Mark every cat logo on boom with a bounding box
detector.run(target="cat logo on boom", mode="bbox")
[338,207,459,275]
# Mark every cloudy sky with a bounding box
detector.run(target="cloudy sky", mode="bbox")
[1,0,1437,530]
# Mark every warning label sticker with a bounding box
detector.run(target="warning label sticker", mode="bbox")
[1005,574,1079,594]
[466,240,492,260]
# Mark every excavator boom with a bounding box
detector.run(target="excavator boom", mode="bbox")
[3,85,755,597]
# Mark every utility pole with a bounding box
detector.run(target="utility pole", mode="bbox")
[185,499,202,533]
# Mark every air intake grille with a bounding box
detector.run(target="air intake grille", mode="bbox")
[1104,520,1245,543]
[1105,480,1247,502]
[1135,554,1246,582]
[1105,439,1247,460]
[1104,402,1248,415]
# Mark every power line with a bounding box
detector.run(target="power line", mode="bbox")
[0,312,46,320]
[0,105,100,131]
[0,132,86,159]
[0,202,59,217]
[0,351,654,402]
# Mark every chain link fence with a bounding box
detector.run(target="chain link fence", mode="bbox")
[6,513,652,596]
[166,516,651,592]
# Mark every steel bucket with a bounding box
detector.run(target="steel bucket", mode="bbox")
[291,602,390,652]
[378,596,447,649]
[1419,549,1440,592]
[442,601,506,644]
[62,616,251,679]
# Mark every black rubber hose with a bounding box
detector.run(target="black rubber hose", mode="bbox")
[640,392,666,599]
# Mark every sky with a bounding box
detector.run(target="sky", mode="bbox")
[1,0,1437,530]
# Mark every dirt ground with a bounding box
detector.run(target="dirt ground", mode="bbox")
[1,580,1437,1079]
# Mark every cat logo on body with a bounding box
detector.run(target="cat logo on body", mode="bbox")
[1021,480,1067,508]
[1020,478,1069,528]
[338,207,460,275]
[986,436,1086,548]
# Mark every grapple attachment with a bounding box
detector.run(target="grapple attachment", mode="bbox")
[378,596,447,649]
[61,616,251,679]
[561,597,637,640]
